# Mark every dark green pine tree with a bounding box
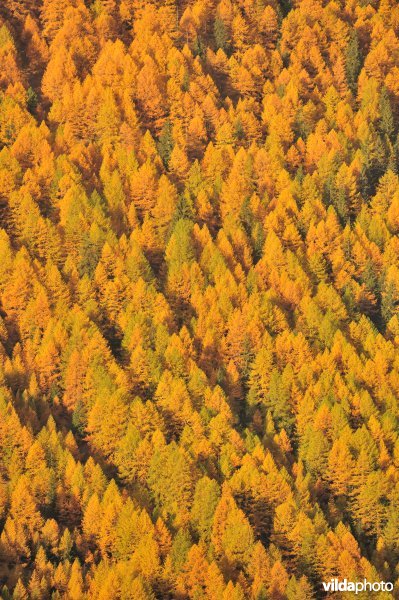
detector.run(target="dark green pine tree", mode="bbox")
[379,87,395,141]
[381,278,398,326]
[158,119,174,169]
[361,124,387,196]
[345,30,361,94]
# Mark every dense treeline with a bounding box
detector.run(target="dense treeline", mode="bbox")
[0,0,399,597]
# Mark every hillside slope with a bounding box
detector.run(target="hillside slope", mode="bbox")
[0,0,399,598]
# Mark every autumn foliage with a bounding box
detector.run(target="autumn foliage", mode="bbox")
[0,0,399,598]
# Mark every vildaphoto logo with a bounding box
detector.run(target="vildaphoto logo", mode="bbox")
[322,578,394,594]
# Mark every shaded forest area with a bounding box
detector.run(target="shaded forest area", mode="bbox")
[0,0,399,598]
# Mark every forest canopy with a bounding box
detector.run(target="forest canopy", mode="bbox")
[0,0,399,598]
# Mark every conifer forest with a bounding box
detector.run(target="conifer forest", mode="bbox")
[1,0,399,598]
